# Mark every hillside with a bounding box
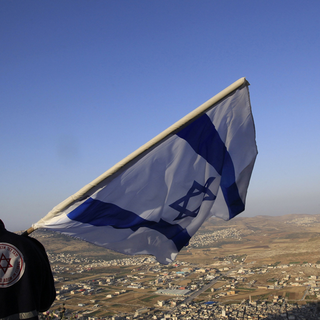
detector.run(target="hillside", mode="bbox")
[30,213,320,265]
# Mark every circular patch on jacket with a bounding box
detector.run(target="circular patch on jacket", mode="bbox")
[0,243,25,288]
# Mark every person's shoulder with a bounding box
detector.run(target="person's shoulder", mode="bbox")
[1,229,46,253]
[26,236,46,252]
[0,228,22,241]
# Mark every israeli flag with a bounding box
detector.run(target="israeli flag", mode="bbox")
[33,79,257,264]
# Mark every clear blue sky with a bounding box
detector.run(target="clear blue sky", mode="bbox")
[1,1,320,231]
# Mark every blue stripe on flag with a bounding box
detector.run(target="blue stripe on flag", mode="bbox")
[67,198,191,251]
[177,114,244,218]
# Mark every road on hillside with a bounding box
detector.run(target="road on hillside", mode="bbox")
[301,285,310,300]
[182,267,238,304]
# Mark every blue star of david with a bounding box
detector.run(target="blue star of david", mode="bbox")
[170,177,216,221]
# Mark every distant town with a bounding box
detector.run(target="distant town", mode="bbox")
[39,244,320,318]
[31,214,320,319]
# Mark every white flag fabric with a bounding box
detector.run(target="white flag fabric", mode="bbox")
[33,81,257,264]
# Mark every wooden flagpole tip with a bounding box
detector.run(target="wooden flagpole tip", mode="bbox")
[21,227,35,237]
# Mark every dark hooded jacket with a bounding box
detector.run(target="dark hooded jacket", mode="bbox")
[0,220,56,319]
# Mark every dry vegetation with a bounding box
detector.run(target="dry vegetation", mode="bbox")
[177,214,320,266]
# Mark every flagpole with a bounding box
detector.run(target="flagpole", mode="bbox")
[21,227,34,236]
[27,77,248,235]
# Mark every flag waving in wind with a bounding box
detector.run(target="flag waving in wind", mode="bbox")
[31,78,257,264]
